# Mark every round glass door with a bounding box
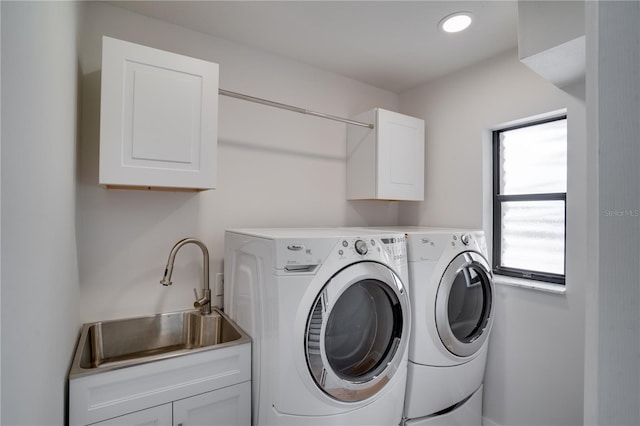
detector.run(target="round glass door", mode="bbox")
[435,252,493,357]
[305,261,409,402]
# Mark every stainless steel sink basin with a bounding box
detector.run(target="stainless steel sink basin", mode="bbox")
[69,308,250,377]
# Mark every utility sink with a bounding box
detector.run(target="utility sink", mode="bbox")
[69,308,250,377]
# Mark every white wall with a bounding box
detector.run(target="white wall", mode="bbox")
[77,2,401,323]
[584,1,640,424]
[0,2,3,420]
[1,1,80,424]
[517,0,584,58]
[398,50,587,425]
[517,0,585,90]
[0,1,2,421]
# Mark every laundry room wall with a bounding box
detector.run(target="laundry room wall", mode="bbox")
[398,50,587,426]
[76,2,400,323]
[1,2,81,424]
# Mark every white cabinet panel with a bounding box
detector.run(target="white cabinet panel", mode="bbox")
[173,382,251,426]
[69,341,250,426]
[90,383,251,426]
[99,36,218,190]
[347,108,424,201]
[92,404,172,426]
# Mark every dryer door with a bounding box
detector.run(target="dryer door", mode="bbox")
[435,251,493,358]
[305,261,409,402]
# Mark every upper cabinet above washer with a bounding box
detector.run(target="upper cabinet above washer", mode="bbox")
[347,108,425,201]
[99,36,219,191]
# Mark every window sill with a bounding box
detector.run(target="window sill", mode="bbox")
[493,274,566,295]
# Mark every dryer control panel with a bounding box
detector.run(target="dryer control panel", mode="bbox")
[407,231,484,262]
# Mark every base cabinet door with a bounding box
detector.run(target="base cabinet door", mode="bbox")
[92,404,172,426]
[173,382,251,426]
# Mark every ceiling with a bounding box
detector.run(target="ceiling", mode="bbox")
[109,1,519,93]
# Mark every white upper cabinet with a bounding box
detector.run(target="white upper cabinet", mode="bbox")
[99,36,219,191]
[347,108,425,201]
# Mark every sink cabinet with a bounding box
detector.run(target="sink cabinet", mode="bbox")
[174,383,250,426]
[69,337,251,425]
[90,404,171,426]
[347,108,425,201]
[91,382,250,426]
[99,36,219,191]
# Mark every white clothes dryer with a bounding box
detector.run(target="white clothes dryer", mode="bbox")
[224,228,411,426]
[363,227,494,425]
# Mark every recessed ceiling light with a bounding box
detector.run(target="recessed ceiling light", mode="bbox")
[439,12,473,33]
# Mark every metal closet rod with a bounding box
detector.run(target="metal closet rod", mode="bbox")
[219,88,374,129]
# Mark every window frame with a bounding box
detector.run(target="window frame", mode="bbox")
[492,115,567,285]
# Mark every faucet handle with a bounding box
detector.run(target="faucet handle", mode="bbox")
[193,287,209,306]
[193,287,211,314]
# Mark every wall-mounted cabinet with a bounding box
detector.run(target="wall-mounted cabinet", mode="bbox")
[347,108,425,201]
[99,36,219,191]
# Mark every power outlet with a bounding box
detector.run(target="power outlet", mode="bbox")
[215,273,224,296]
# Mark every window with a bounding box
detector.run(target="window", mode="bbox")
[492,115,567,284]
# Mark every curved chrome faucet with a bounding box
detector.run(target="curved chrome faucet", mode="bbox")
[160,238,211,315]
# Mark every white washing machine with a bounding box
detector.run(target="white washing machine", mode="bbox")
[363,227,494,425]
[224,228,411,425]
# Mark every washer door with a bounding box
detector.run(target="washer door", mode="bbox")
[435,251,493,358]
[305,261,408,402]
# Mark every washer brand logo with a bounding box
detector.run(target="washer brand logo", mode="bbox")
[420,238,436,247]
[287,244,305,251]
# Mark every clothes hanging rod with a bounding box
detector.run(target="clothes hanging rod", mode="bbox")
[219,88,374,129]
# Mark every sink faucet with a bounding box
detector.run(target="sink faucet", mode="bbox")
[160,238,212,315]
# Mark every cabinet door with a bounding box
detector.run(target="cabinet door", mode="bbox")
[173,382,251,426]
[376,109,425,201]
[347,108,424,201]
[100,36,218,190]
[92,404,172,426]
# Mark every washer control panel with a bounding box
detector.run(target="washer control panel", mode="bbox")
[337,235,406,263]
[338,237,377,258]
[275,233,408,273]
[354,239,368,255]
[380,236,407,263]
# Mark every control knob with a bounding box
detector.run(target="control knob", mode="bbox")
[354,239,368,255]
[460,234,470,246]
